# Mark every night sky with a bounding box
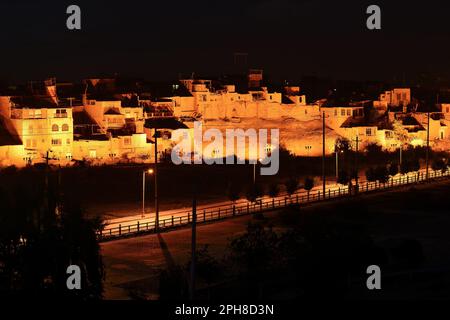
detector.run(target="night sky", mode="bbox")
[1,0,450,83]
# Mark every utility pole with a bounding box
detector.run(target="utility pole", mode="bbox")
[352,136,360,194]
[322,111,326,198]
[142,170,146,218]
[426,111,430,179]
[335,150,339,180]
[190,180,197,300]
[41,150,54,233]
[154,129,159,231]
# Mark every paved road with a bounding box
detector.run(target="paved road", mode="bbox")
[103,169,434,234]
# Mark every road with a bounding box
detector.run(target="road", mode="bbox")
[101,177,450,299]
[102,168,436,235]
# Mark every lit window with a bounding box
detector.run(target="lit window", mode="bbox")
[52,124,59,132]
[66,139,71,145]
[62,124,69,131]
[341,109,346,116]
[55,109,68,118]
[366,128,372,136]
[51,139,62,145]
[347,109,351,116]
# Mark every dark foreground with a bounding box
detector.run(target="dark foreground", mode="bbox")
[101,180,450,300]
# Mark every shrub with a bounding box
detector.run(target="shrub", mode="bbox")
[285,177,299,197]
[337,170,350,185]
[268,183,280,199]
[389,162,399,176]
[374,166,389,183]
[365,167,376,182]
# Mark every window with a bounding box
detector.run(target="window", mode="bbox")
[447,107,449,113]
[334,109,337,116]
[32,140,37,148]
[28,110,42,119]
[347,109,351,116]
[52,124,59,132]
[55,109,68,118]
[66,138,71,145]
[124,137,131,145]
[26,139,31,148]
[62,124,69,131]
[89,150,97,158]
[366,128,372,136]
[341,109,346,116]
[51,139,62,145]
[28,125,33,134]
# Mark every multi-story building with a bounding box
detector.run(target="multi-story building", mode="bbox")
[0,92,74,165]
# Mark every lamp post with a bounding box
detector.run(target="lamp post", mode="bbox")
[154,129,160,231]
[426,111,430,180]
[322,111,326,197]
[142,168,154,218]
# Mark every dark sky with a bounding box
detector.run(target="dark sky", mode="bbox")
[1,0,450,83]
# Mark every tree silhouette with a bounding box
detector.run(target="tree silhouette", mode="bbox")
[226,181,240,204]
[375,166,390,184]
[246,184,263,203]
[337,170,350,185]
[303,177,314,201]
[334,137,351,153]
[268,183,280,199]
[389,162,399,176]
[229,223,279,298]
[284,177,299,198]
[365,167,376,182]
[0,169,104,299]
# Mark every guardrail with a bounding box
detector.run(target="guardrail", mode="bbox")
[98,169,450,241]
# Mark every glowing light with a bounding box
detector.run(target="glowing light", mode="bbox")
[410,138,424,147]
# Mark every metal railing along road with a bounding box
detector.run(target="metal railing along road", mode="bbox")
[98,169,450,241]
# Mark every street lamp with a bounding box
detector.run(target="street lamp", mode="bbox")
[142,168,154,218]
